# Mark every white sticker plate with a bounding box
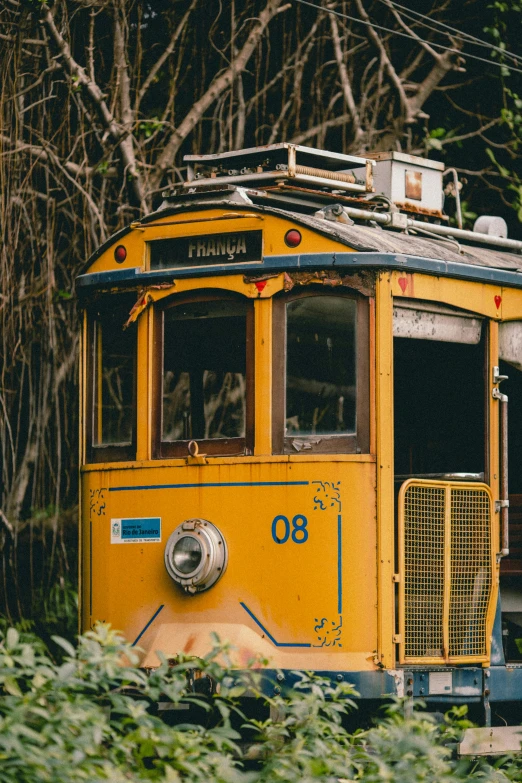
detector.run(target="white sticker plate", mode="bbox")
[111,517,161,544]
[429,671,452,695]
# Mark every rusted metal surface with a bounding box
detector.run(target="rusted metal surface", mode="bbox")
[243,272,280,284]
[405,171,422,201]
[366,151,445,170]
[355,152,444,216]
[282,269,375,296]
[393,201,446,220]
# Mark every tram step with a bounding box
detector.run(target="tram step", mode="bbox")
[459,726,522,756]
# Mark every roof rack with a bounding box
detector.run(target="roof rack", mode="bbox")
[184,142,374,195]
[172,144,522,255]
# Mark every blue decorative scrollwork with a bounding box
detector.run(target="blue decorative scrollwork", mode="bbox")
[313,615,343,647]
[89,488,107,518]
[312,480,342,512]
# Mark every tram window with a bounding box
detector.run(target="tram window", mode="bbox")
[394,337,485,476]
[87,298,137,462]
[154,295,253,457]
[272,290,370,454]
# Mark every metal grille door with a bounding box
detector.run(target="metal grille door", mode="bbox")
[398,480,494,664]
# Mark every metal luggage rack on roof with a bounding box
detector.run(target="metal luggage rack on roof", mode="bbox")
[172,143,522,255]
[184,142,374,195]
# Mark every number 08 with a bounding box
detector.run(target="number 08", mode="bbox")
[271,514,309,544]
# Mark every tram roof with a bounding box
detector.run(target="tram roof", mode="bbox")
[78,197,522,293]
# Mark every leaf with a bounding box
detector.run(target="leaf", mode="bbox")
[57,662,77,681]
[51,636,76,658]
[3,677,22,697]
[6,628,19,650]
[32,672,49,689]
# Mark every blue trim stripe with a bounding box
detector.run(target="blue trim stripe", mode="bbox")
[110,481,309,492]
[337,514,342,615]
[78,250,522,292]
[240,601,311,648]
[132,604,164,646]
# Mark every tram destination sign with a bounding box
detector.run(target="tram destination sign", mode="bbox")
[150,230,263,269]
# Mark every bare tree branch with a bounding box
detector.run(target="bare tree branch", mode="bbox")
[0,33,47,46]
[136,0,198,111]
[39,2,146,209]
[0,134,108,178]
[151,0,287,190]
[328,4,363,142]
[353,0,412,123]
[381,0,438,59]
[290,112,353,144]
[408,48,462,117]
[113,8,148,212]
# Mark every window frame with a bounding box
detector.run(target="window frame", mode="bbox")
[272,286,370,455]
[152,290,255,459]
[85,302,137,464]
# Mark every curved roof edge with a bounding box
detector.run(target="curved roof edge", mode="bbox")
[77,250,522,292]
[81,199,522,276]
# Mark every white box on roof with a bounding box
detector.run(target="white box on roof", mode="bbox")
[356,151,444,217]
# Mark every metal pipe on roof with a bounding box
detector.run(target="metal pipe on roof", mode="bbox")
[407,218,522,252]
[338,204,522,252]
[338,206,391,224]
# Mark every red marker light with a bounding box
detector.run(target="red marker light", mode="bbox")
[114,245,127,263]
[284,229,302,248]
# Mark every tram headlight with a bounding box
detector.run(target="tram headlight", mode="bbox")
[165,519,227,594]
[172,536,203,574]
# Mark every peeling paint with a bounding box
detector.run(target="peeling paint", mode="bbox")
[388,669,405,697]
[454,685,480,696]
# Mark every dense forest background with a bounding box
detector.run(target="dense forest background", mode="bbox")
[0,0,521,627]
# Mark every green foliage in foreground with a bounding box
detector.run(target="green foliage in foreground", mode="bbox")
[0,625,520,783]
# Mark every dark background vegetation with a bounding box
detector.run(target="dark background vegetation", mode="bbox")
[0,0,521,630]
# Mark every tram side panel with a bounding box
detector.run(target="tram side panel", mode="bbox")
[81,458,377,671]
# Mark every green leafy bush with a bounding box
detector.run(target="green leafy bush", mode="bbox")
[0,624,519,782]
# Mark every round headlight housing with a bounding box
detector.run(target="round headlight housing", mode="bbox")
[172,536,203,574]
[165,518,227,593]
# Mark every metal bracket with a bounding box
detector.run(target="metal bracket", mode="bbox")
[392,633,402,644]
[492,387,508,401]
[389,211,408,229]
[314,204,355,225]
[493,366,508,385]
[404,671,414,717]
[495,499,510,513]
[483,669,491,727]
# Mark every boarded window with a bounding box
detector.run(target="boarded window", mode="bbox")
[393,301,482,344]
[500,321,522,372]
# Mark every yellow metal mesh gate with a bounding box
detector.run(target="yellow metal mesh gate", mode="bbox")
[398,480,494,664]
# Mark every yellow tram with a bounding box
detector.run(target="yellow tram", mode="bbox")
[79,144,522,747]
